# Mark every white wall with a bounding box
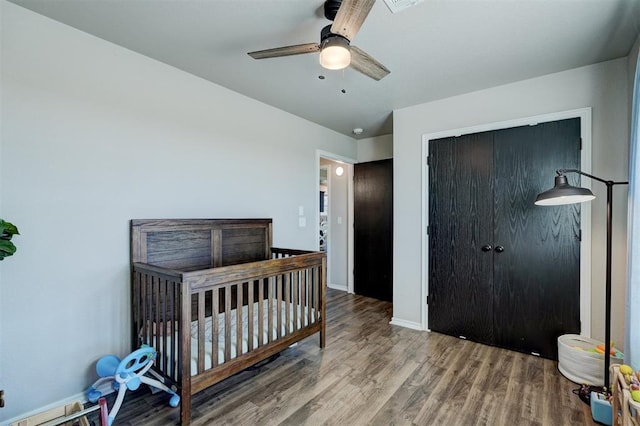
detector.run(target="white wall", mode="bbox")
[394,58,630,346]
[319,158,350,290]
[357,134,393,162]
[625,35,640,371]
[329,163,349,289]
[0,2,356,421]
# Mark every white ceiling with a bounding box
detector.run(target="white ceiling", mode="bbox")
[9,0,640,139]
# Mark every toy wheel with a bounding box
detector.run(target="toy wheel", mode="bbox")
[169,394,180,408]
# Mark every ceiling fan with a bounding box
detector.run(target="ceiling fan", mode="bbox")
[248,0,390,81]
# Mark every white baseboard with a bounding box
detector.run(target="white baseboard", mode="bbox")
[1,383,115,426]
[327,283,348,292]
[390,317,424,331]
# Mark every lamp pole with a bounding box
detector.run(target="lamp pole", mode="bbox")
[555,169,628,391]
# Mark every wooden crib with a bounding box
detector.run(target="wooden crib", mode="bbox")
[130,219,326,424]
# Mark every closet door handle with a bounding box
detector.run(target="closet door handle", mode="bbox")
[481,245,492,252]
[495,245,505,253]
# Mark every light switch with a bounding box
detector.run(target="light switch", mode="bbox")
[298,206,304,216]
[337,216,342,225]
[299,217,306,227]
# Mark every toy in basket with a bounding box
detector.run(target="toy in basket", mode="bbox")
[86,346,179,425]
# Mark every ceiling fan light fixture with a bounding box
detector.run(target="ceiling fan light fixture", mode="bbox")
[319,35,351,70]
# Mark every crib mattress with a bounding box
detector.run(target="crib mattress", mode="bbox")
[157,299,316,376]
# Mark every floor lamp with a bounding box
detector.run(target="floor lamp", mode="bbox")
[535,168,628,392]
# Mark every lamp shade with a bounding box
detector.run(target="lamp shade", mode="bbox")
[534,175,595,206]
[319,36,351,70]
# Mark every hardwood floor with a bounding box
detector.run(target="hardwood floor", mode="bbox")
[89,289,596,425]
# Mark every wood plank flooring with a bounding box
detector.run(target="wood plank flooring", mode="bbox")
[89,289,596,425]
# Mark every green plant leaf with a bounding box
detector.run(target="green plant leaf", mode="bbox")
[0,239,17,259]
[0,220,19,236]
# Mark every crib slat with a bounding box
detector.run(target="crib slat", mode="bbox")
[160,278,167,372]
[141,274,149,344]
[155,277,162,370]
[284,273,290,335]
[268,277,274,343]
[164,278,171,374]
[170,280,177,380]
[132,272,138,346]
[313,266,319,323]
[292,271,299,332]
[148,275,154,343]
[197,291,205,373]
[277,275,282,339]
[302,270,308,327]
[236,283,243,356]
[258,280,264,347]
[320,253,327,348]
[153,276,161,355]
[224,286,231,363]
[133,272,141,345]
[165,278,172,378]
[157,278,163,360]
[307,269,312,326]
[212,287,219,367]
[155,276,162,374]
[248,282,254,351]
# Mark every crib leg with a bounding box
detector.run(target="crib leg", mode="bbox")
[180,392,191,425]
[320,326,326,348]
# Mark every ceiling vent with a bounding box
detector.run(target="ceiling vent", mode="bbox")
[382,0,425,13]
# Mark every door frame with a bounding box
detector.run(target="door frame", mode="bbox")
[317,150,356,294]
[421,107,593,336]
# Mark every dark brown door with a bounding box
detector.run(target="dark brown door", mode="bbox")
[354,159,393,302]
[428,118,581,359]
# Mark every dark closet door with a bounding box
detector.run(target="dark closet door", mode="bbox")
[492,119,581,358]
[428,132,495,344]
[354,159,393,302]
[428,118,581,359]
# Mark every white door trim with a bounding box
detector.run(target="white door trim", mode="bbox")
[421,107,593,337]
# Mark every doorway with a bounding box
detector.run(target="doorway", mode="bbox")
[354,159,393,302]
[317,151,355,293]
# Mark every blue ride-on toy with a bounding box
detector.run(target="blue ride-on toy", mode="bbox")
[86,346,179,425]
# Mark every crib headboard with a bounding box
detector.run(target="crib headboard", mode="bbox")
[130,219,273,270]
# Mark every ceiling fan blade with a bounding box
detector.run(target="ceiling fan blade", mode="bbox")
[248,43,320,60]
[331,0,376,41]
[349,45,390,81]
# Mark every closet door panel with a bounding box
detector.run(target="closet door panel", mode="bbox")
[492,119,581,358]
[428,133,494,344]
